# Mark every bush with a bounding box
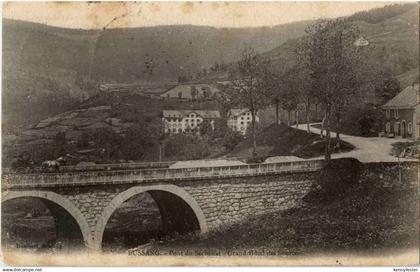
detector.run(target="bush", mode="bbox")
[304,158,364,204]
[164,134,211,160]
[223,129,244,151]
[331,104,385,137]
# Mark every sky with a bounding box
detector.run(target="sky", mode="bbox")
[2,1,402,29]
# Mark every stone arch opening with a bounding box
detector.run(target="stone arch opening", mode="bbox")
[2,191,92,251]
[95,184,208,250]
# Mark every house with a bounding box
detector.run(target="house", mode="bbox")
[227,109,259,135]
[353,36,369,47]
[382,83,419,139]
[160,84,221,100]
[162,110,221,135]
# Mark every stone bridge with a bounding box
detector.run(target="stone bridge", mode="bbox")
[2,159,325,250]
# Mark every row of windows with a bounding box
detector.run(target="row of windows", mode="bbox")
[165,128,202,134]
[166,118,203,123]
[385,121,412,134]
[385,109,399,119]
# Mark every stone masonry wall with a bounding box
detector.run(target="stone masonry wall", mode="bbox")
[179,172,317,231]
[43,171,318,237]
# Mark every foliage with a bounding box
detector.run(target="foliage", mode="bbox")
[212,118,228,139]
[330,104,386,137]
[223,129,244,151]
[120,123,157,160]
[228,48,271,156]
[164,134,211,160]
[347,3,416,24]
[76,132,92,149]
[297,19,363,160]
[199,120,213,137]
[373,69,401,105]
[52,131,67,158]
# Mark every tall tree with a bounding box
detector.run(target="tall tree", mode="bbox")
[297,19,362,161]
[229,48,270,157]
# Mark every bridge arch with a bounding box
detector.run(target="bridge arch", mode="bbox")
[94,184,208,250]
[2,190,92,248]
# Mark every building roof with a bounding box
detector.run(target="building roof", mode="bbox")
[162,110,221,119]
[160,83,221,96]
[228,108,251,117]
[382,84,419,109]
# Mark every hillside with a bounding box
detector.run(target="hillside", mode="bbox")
[264,3,419,78]
[3,3,419,142]
[397,68,420,89]
[227,124,354,159]
[3,19,312,131]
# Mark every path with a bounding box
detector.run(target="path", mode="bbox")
[294,123,417,163]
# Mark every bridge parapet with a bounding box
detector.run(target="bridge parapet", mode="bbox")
[5,159,324,188]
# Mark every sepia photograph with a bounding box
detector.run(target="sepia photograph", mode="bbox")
[1,1,419,267]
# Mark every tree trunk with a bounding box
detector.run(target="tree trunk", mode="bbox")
[158,142,163,162]
[306,98,311,133]
[295,110,299,128]
[324,108,331,162]
[251,110,257,158]
[275,100,279,125]
[335,111,341,149]
[287,111,291,126]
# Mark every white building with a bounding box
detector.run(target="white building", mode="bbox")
[227,109,259,135]
[162,110,221,135]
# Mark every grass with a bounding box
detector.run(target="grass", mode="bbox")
[228,124,354,159]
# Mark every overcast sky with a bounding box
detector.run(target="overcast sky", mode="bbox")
[3,1,401,29]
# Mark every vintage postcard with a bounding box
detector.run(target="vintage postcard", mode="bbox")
[1,1,419,267]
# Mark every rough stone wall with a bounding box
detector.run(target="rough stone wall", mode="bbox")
[42,171,318,236]
[52,186,130,235]
[179,172,317,230]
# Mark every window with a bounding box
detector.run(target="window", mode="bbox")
[386,122,390,133]
[241,121,244,125]
[386,109,390,118]
[394,109,399,118]
[408,122,412,134]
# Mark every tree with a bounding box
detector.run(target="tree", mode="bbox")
[76,131,92,148]
[229,48,270,157]
[199,119,213,136]
[374,69,401,104]
[297,19,362,161]
[223,129,244,151]
[121,123,156,160]
[53,131,67,158]
[191,86,198,100]
[92,127,123,160]
[212,118,227,139]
